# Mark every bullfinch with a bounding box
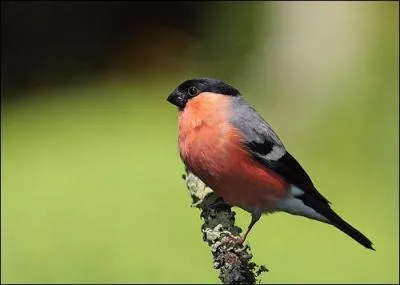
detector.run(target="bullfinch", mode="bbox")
[167,78,374,250]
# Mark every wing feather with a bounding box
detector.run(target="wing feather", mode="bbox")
[230,97,330,205]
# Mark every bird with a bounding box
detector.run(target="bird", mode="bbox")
[167,77,374,250]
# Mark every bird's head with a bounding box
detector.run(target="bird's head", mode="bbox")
[167,78,240,109]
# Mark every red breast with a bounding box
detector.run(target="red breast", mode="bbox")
[178,92,289,212]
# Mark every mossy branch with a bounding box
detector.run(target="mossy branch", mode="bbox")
[183,170,268,284]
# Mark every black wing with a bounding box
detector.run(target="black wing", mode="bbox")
[230,96,330,204]
[248,139,330,205]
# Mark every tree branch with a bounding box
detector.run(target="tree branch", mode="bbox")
[183,170,268,284]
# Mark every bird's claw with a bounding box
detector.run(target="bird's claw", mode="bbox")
[223,233,245,247]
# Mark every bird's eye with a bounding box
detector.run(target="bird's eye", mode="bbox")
[188,86,199,97]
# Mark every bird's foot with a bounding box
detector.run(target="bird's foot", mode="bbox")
[223,233,245,247]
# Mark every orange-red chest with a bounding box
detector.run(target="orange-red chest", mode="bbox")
[178,93,232,175]
[178,93,289,212]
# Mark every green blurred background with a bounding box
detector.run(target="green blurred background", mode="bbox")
[1,1,398,283]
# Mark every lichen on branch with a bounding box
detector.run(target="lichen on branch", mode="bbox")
[183,170,268,284]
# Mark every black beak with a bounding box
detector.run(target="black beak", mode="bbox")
[167,91,187,109]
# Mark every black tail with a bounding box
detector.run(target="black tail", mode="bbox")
[300,193,375,250]
[329,211,375,250]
